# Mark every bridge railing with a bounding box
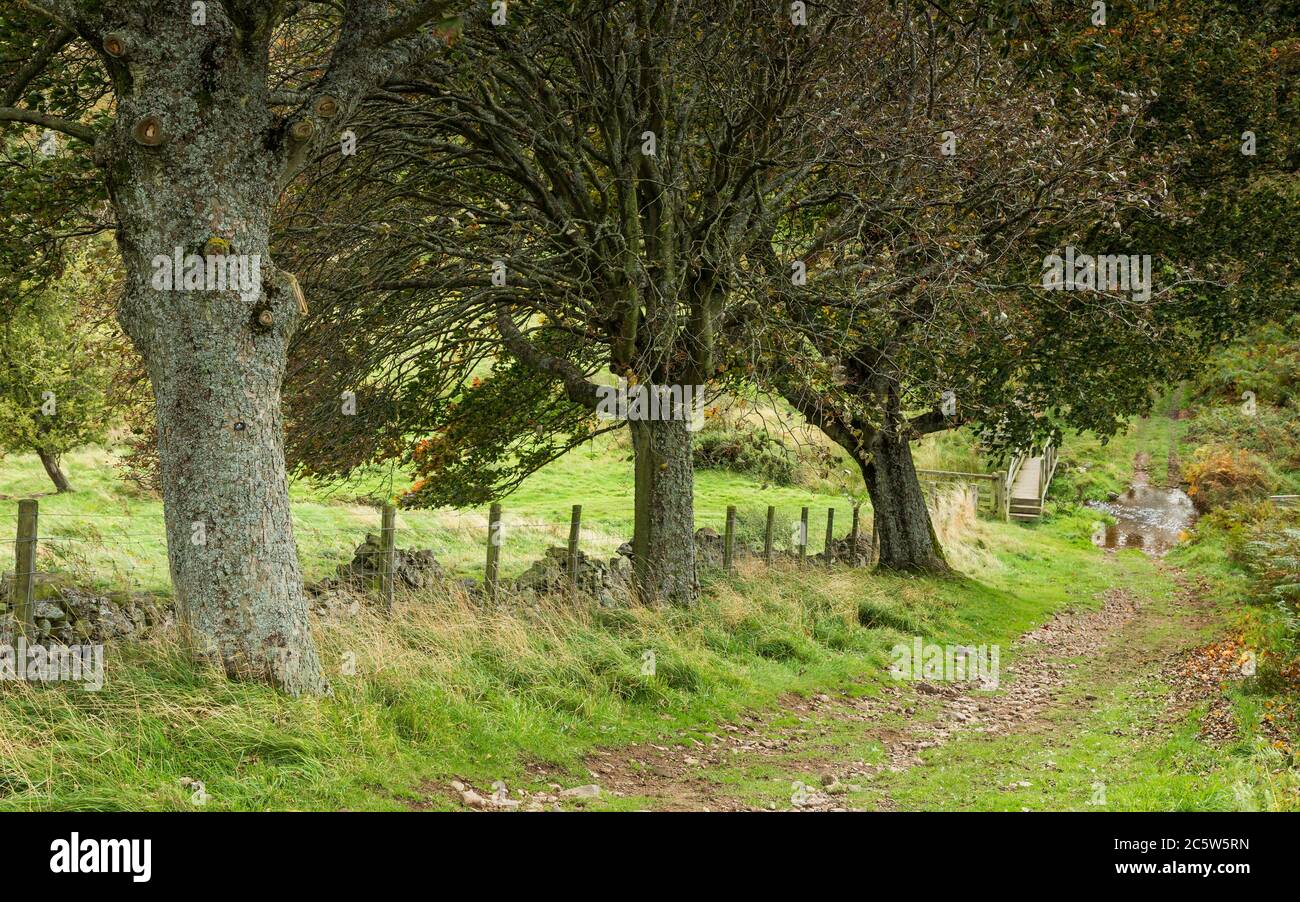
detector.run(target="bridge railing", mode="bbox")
[915,468,1007,520]
[1037,438,1058,504]
[918,437,1061,523]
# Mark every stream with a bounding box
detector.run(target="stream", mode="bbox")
[1087,484,1196,555]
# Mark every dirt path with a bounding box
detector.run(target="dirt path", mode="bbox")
[554,566,1232,811]
[1132,451,1152,487]
[447,445,1237,813]
[436,557,1241,812]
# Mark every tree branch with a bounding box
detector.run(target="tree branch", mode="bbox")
[3,27,74,107]
[375,0,459,46]
[494,312,602,411]
[0,106,96,143]
[907,408,960,437]
[15,0,89,29]
[277,3,462,187]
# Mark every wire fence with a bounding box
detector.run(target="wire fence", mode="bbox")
[0,480,1010,632]
[0,493,890,616]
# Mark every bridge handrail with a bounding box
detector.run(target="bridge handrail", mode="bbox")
[1037,438,1058,503]
[1003,452,1026,519]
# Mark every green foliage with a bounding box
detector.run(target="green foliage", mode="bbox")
[692,418,803,486]
[1190,315,1300,412]
[1243,525,1300,610]
[401,347,608,509]
[1186,405,1300,473]
[0,10,108,304]
[0,242,119,480]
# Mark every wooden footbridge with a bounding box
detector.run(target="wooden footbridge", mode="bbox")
[916,439,1060,522]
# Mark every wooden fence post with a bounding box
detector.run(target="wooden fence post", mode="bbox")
[567,504,582,595]
[799,506,809,564]
[485,502,502,602]
[13,499,37,638]
[992,474,1006,521]
[824,507,835,565]
[723,505,737,574]
[380,503,397,613]
[850,503,861,566]
[763,505,775,566]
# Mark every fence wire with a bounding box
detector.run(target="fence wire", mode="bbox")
[0,489,983,606]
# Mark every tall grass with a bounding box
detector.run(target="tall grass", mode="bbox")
[0,552,945,810]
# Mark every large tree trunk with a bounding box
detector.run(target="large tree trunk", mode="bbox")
[780,376,951,575]
[100,14,326,694]
[859,425,951,575]
[629,416,699,606]
[35,448,71,493]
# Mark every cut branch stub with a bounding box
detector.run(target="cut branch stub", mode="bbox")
[103,33,130,59]
[132,116,165,147]
[253,307,274,331]
[288,119,315,142]
[283,271,308,316]
[313,96,340,119]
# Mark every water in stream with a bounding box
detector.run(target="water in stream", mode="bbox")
[1086,485,1196,555]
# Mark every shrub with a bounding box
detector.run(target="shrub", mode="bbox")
[1240,522,1300,668]
[1182,444,1275,513]
[1185,404,1300,472]
[1191,315,1300,410]
[1243,526,1300,607]
[692,420,801,485]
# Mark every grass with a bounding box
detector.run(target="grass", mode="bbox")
[2,442,1236,812]
[0,438,861,593]
[599,513,1300,813]
[602,385,1300,814]
[0,537,951,810]
[0,430,1110,811]
[1050,385,1191,503]
[869,560,1293,812]
[3,376,1294,811]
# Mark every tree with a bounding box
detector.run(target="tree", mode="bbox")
[279,0,863,606]
[0,239,119,492]
[754,0,1300,572]
[738,5,1155,571]
[2,0,464,695]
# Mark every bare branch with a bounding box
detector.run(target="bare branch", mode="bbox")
[494,312,602,412]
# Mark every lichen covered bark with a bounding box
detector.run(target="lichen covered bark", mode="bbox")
[100,10,326,695]
[629,416,699,606]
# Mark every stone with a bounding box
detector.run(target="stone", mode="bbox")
[33,600,65,621]
[511,546,629,601]
[305,536,449,616]
[329,534,446,591]
[460,788,520,810]
[0,572,172,643]
[815,532,874,566]
[559,784,601,800]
